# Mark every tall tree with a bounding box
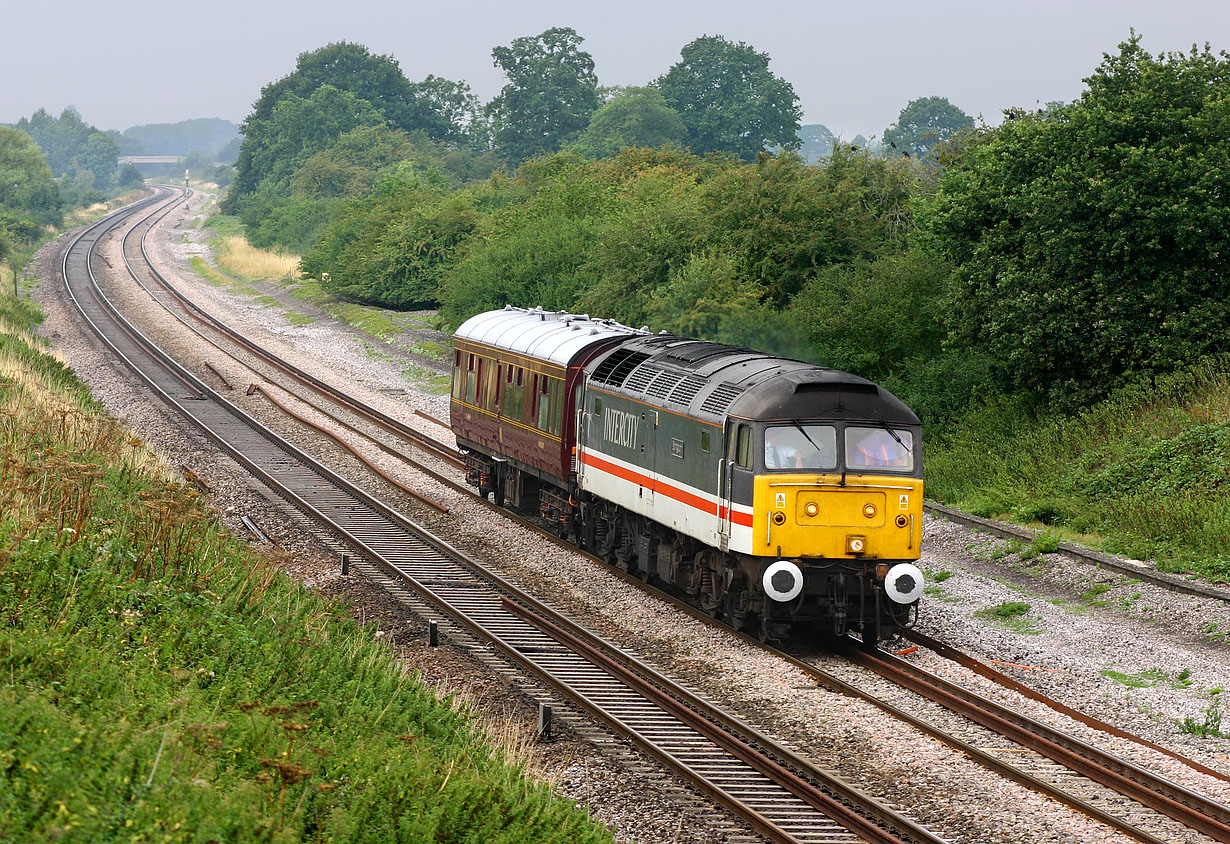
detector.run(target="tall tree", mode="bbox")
[230,42,461,207]
[15,107,119,193]
[0,126,62,226]
[926,34,1230,403]
[486,27,600,162]
[656,35,801,161]
[882,96,973,160]
[572,87,686,158]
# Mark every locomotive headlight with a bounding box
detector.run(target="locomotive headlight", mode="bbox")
[862,503,877,518]
[772,511,787,525]
[804,502,819,517]
[762,560,804,602]
[895,515,909,528]
[847,535,866,554]
[884,563,924,604]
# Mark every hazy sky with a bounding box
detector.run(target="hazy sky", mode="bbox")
[5,0,1229,139]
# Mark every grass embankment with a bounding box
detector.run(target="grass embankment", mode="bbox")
[927,359,1230,582]
[199,216,452,394]
[0,294,610,843]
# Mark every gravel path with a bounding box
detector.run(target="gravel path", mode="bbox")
[29,189,1230,844]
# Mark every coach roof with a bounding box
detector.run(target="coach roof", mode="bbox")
[454,306,649,368]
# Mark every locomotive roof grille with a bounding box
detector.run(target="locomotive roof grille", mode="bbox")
[592,349,651,385]
[668,375,708,405]
[622,363,661,393]
[699,383,745,416]
[645,371,686,399]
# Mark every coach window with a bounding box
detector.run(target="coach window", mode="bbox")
[464,354,478,404]
[537,376,551,431]
[700,429,711,453]
[505,367,524,420]
[486,360,502,411]
[452,352,464,400]
[548,378,564,436]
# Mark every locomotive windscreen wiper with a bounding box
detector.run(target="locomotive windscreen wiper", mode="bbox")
[875,422,912,452]
[792,420,824,454]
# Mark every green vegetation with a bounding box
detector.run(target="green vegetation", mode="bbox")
[215,30,1230,582]
[113,117,239,161]
[0,294,610,843]
[1101,668,1194,690]
[655,35,801,161]
[1179,705,1227,739]
[882,96,973,161]
[15,108,120,205]
[926,34,1230,406]
[928,359,1230,581]
[488,28,600,163]
[974,601,1041,633]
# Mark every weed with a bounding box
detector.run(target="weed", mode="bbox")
[974,601,1041,633]
[1178,704,1226,738]
[1100,668,1193,689]
[412,340,448,362]
[1081,583,1112,603]
[982,601,1030,619]
[932,571,953,582]
[1203,622,1230,644]
[1033,531,1061,554]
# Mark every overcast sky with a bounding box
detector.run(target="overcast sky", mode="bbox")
[4,0,1229,139]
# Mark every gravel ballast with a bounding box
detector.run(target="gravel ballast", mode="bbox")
[30,189,1230,843]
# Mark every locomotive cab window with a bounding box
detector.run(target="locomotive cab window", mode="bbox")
[731,424,753,469]
[764,424,837,471]
[844,426,914,472]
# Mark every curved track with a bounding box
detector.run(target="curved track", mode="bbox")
[90,186,1230,844]
[64,188,948,844]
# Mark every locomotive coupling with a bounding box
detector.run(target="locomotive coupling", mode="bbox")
[762,560,804,602]
[883,563,924,604]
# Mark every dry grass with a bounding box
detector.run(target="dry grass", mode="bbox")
[217,235,300,281]
[431,677,553,781]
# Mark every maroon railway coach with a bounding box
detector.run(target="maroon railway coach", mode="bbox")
[450,307,648,515]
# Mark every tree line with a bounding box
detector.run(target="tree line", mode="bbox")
[236,31,1230,424]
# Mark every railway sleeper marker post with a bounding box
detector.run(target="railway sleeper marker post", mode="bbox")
[341,553,350,575]
[428,620,438,647]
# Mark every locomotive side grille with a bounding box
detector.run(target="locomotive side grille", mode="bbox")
[668,375,708,405]
[700,383,745,416]
[645,371,685,399]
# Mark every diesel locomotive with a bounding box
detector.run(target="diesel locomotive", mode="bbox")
[450,306,924,643]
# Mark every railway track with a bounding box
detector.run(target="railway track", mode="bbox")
[63,187,949,844]
[73,187,1230,843]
